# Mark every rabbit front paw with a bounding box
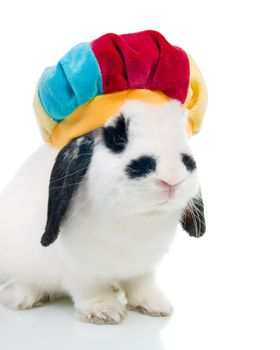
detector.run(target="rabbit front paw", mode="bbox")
[75,296,126,324]
[127,288,173,317]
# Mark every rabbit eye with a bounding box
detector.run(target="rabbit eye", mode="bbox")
[113,134,125,145]
[126,156,157,179]
[102,115,129,153]
[181,153,197,171]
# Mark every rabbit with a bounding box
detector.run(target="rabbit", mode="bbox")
[0,99,206,324]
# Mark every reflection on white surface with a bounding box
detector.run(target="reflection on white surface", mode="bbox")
[0,298,170,350]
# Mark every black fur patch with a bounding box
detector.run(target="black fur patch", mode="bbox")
[181,153,197,172]
[41,133,94,247]
[102,115,129,153]
[126,156,157,179]
[180,191,206,238]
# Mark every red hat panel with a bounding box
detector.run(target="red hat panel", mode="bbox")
[91,30,190,103]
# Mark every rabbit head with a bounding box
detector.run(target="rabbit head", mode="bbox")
[41,100,205,246]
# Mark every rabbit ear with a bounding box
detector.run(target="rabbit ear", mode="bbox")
[41,133,94,247]
[180,190,206,238]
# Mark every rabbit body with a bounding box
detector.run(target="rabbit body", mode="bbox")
[0,100,204,323]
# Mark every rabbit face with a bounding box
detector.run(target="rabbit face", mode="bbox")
[88,100,200,216]
[41,99,205,246]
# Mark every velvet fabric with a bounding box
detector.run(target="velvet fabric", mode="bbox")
[38,43,103,122]
[91,30,190,103]
[34,30,207,148]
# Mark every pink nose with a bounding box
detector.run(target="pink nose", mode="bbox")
[158,180,176,198]
[158,180,173,189]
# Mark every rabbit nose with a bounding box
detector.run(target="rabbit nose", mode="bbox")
[158,176,186,188]
[158,180,177,198]
[158,180,174,189]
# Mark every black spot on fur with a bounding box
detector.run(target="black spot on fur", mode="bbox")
[102,115,129,153]
[126,156,157,179]
[181,153,197,172]
[41,133,94,247]
[180,191,206,238]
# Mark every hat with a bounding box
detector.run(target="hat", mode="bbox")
[34,30,207,148]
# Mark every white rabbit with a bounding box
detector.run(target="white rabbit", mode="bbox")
[0,100,205,324]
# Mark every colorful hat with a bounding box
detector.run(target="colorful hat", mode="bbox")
[34,30,207,148]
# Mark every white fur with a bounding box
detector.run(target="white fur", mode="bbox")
[0,100,200,323]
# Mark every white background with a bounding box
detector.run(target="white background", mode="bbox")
[0,0,280,349]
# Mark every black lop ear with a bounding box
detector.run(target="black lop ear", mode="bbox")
[180,190,206,238]
[41,133,94,247]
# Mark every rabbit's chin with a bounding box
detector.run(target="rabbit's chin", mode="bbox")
[112,180,200,217]
[109,191,192,217]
